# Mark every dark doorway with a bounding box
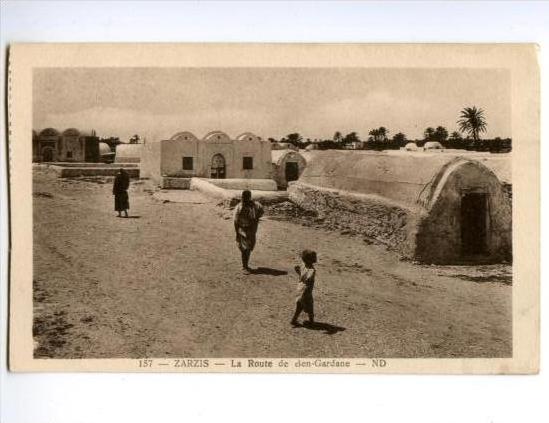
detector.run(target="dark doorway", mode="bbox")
[42,148,53,162]
[285,161,299,183]
[85,138,100,162]
[461,193,488,255]
[210,153,226,179]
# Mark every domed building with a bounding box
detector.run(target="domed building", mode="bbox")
[271,149,307,189]
[33,128,100,162]
[404,142,419,151]
[140,130,272,183]
[289,150,511,264]
[423,141,444,150]
[99,142,116,163]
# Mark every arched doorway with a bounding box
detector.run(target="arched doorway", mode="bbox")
[211,154,226,179]
[42,147,54,162]
[285,161,299,183]
[461,193,488,255]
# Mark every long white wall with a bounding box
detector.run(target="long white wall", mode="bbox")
[155,136,272,179]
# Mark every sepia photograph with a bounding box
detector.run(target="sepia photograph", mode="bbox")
[2,2,548,422]
[8,43,539,373]
[30,65,514,360]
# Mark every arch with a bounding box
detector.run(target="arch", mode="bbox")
[420,158,499,211]
[210,153,226,179]
[236,132,261,142]
[415,158,511,263]
[170,131,198,142]
[39,128,60,137]
[62,128,80,137]
[203,130,231,142]
[271,150,307,188]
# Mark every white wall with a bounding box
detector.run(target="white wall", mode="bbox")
[157,137,272,179]
[139,141,161,182]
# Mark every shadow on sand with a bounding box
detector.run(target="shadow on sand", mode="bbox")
[301,321,346,335]
[117,215,141,219]
[250,267,288,276]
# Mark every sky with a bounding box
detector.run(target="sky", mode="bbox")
[33,67,511,142]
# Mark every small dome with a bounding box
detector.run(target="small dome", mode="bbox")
[98,142,112,155]
[405,142,418,151]
[62,128,80,137]
[424,141,443,150]
[236,132,261,142]
[39,128,60,137]
[170,131,198,142]
[203,131,231,142]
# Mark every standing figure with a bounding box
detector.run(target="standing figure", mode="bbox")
[233,190,264,273]
[113,168,130,218]
[291,249,317,326]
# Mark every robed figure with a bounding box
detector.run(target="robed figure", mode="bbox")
[233,190,264,273]
[113,168,130,217]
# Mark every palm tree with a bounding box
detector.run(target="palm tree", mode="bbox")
[458,106,487,141]
[333,131,343,143]
[378,127,388,142]
[424,127,435,141]
[449,131,462,140]
[434,126,448,142]
[368,128,380,142]
[392,132,407,144]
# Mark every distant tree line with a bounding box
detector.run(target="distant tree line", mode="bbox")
[268,106,511,153]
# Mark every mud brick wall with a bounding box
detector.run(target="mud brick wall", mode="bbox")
[162,177,191,189]
[289,182,419,256]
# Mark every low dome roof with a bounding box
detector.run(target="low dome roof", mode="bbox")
[39,128,60,137]
[404,142,418,151]
[203,131,231,142]
[424,141,443,149]
[236,132,261,142]
[99,142,113,155]
[170,131,198,142]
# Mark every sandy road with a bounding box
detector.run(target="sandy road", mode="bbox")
[32,168,512,358]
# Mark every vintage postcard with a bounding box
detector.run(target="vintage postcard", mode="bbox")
[8,44,539,373]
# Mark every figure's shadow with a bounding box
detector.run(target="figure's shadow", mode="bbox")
[124,216,141,219]
[302,321,346,335]
[250,267,288,276]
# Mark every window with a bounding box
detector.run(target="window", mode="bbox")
[182,156,193,170]
[66,151,73,158]
[243,156,253,170]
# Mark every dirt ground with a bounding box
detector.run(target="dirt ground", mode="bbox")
[32,167,512,358]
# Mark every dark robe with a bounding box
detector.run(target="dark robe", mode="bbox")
[113,172,130,211]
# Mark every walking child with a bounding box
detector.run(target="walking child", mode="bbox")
[291,249,317,326]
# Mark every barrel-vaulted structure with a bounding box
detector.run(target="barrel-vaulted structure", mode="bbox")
[271,149,307,189]
[115,143,144,163]
[140,130,272,183]
[289,150,511,264]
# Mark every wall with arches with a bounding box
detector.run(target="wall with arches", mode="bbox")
[141,131,272,182]
[33,128,99,162]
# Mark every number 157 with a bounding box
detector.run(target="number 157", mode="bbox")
[139,359,153,368]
